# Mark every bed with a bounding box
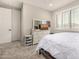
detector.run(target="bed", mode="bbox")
[36,32,79,59]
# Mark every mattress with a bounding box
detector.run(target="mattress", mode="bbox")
[36,32,79,59]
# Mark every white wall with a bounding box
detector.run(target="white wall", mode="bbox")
[51,0,79,33]
[22,3,51,40]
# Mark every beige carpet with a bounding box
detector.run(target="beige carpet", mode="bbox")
[0,41,45,59]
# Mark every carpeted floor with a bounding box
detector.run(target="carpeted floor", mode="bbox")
[0,41,45,59]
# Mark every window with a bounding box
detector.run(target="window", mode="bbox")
[62,11,70,29]
[55,7,79,30]
[55,11,70,29]
[71,7,79,29]
[55,13,62,29]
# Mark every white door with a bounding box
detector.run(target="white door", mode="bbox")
[12,9,21,41]
[0,8,11,44]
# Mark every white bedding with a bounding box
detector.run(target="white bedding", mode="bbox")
[36,32,79,59]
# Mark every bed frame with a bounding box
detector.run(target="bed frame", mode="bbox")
[39,48,56,59]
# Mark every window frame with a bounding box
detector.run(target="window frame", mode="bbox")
[55,6,79,31]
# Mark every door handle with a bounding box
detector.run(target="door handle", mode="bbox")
[9,29,12,31]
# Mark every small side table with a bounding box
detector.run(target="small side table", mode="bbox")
[24,35,33,46]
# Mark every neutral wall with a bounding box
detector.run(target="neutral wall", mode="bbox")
[51,0,79,33]
[21,3,52,40]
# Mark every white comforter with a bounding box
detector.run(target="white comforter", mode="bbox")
[36,32,79,59]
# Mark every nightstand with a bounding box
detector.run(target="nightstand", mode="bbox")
[24,35,33,46]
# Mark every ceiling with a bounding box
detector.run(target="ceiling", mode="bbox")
[0,0,77,11]
[24,0,76,11]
